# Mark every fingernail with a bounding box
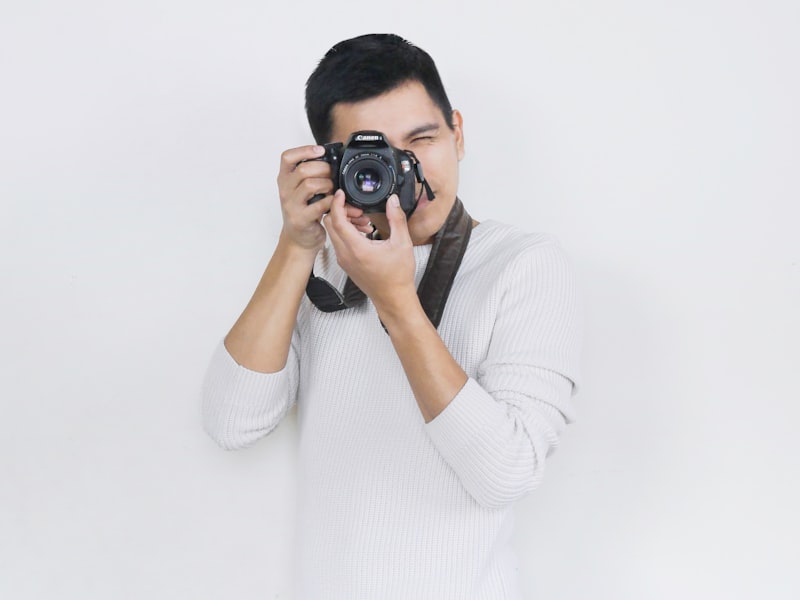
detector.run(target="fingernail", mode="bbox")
[390,195,399,207]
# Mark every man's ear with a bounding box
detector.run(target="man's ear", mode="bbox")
[452,109,465,160]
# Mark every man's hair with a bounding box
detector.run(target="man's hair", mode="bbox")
[305,33,454,144]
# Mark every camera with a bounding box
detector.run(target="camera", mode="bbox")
[307,130,433,215]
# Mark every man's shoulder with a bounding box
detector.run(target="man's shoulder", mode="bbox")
[459,220,576,293]
[468,220,565,261]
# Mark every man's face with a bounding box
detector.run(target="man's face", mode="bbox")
[329,81,465,245]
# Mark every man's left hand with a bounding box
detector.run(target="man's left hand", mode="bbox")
[325,190,418,313]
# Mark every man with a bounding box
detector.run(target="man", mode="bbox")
[202,33,581,599]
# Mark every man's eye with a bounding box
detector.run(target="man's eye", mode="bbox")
[411,136,434,143]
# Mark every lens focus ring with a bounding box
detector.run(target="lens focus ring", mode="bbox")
[341,153,395,207]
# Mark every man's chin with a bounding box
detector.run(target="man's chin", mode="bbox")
[414,194,432,212]
[407,194,434,223]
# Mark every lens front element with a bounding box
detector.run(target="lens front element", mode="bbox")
[342,154,394,208]
[355,168,382,194]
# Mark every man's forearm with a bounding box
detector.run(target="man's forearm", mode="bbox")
[377,294,468,423]
[225,232,317,373]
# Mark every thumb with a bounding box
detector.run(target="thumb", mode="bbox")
[386,194,411,244]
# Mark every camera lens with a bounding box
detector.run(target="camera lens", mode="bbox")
[354,168,382,194]
[342,155,393,208]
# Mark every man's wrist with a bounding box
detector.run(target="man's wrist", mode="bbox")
[276,230,320,269]
[374,286,427,332]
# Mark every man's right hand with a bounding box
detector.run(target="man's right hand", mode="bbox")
[278,144,374,252]
[278,145,335,251]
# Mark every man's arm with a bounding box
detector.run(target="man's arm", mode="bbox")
[326,193,580,507]
[224,233,317,373]
[325,192,466,421]
[373,289,467,423]
[202,145,372,449]
[224,145,372,373]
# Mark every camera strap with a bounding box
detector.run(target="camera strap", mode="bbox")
[305,197,473,330]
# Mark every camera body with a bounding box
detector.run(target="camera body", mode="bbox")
[309,130,425,215]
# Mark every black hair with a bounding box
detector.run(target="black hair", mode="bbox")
[305,33,454,144]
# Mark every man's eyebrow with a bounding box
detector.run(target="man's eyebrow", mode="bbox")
[404,123,440,139]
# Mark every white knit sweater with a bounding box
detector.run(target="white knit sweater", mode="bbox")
[202,219,581,599]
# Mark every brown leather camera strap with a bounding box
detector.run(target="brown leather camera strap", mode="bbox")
[305,197,473,330]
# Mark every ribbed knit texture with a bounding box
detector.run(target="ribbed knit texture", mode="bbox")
[202,220,582,599]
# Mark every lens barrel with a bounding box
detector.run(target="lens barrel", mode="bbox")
[341,153,394,207]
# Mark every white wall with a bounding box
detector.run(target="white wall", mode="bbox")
[2,1,798,598]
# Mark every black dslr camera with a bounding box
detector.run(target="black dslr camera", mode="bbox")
[307,130,433,215]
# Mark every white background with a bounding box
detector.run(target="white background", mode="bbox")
[2,1,798,598]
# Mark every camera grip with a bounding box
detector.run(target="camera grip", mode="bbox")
[297,156,327,205]
[299,142,342,205]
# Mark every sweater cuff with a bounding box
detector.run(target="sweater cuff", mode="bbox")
[424,377,505,463]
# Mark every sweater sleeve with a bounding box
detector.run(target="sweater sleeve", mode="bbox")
[201,337,300,450]
[425,239,581,509]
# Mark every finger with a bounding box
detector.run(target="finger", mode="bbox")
[326,191,351,233]
[279,145,326,179]
[292,159,332,182]
[344,204,364,219]
[305,193,334,219]
[345,205,374,235]
[327,191,365,244]
[296,176,335,205]
[323,192,347,248]
[351,220,374,235]
[342,200,374,234]
[385,194,411,244]
[349,214,373,232]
